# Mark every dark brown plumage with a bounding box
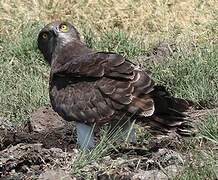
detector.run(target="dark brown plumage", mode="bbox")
[38,21,192,149]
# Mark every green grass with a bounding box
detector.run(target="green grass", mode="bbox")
[85,29,146,58]
[0,23,49,122]
[177,150,217,180]
[71,122,137,179]
[198,115,218,144]
[175,114,218,179]
[150,43,218,108]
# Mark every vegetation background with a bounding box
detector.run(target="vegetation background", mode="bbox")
[0,0,217,179]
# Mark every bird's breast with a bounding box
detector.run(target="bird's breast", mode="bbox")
[49,76,97,121]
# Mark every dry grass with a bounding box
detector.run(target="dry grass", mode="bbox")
[1,0,217,47]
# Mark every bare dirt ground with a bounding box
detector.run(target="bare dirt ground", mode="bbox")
[0,106,217,180]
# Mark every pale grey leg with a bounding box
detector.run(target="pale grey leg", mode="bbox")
[109,120,136,143]
[75,122,95,149]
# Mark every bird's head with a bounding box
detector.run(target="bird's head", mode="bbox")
[37,21,80,65]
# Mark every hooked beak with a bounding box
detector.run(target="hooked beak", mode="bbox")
[50,27,58,38]
[45,27,58,65]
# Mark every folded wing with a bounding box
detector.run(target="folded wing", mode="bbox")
[52,52,156,124]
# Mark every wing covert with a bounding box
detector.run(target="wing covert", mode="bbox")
[52,52,155,121]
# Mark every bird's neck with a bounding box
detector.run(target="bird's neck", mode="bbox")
[51,41,93,68]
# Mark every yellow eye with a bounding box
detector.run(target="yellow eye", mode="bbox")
[42,33,48,39]
[59,24,68,32]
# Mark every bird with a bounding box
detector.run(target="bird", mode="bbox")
[37,21,193,149]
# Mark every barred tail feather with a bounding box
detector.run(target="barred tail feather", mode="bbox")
[146,85,195,136]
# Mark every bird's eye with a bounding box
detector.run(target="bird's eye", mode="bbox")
[42,33,48,39]
[59,24,69,32]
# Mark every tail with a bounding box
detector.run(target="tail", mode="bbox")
[146,85,194,136]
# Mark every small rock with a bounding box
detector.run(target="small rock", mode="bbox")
[30,107,65,132]
[133,42,177,66]
[38,169,73,180]
[132,165,182,180]
[147,148,184,169]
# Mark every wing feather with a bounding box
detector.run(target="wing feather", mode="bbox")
[51,52,155,124]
